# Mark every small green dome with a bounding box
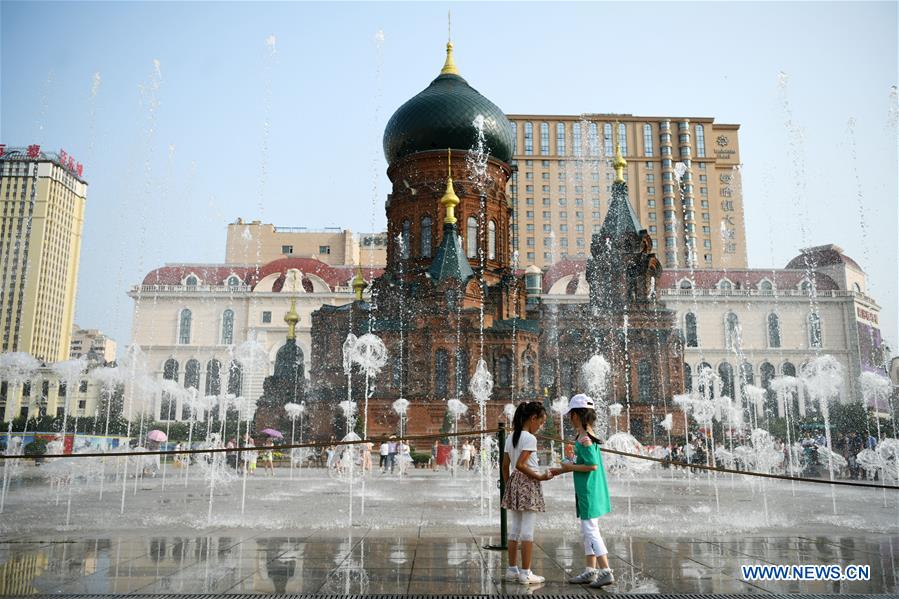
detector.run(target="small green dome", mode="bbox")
[383,71,514,165]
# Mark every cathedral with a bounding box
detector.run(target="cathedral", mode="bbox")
[297,40,684,440]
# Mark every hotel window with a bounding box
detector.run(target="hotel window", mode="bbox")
[421,216,432,258]
[647,186,656,195]
[643,124,654,156]
[319,245,331,255]
[526,224,534,232]
[665,238,675,248]
[699,174,707,182]
[525,185,533,192]
[540,122,550,155]
[663,184,674,193]
[661,146,672,156]
[679,133,690,144]
[576,224,584,232]
[698,162,706,170]
[573,123,582,156]
[542,211,551,219]
[664,210,675,220]
[592,199,600,207]
[560,238,569,247]
[556,123,566,155]
[510,122,517,153]
[560,224,568,232]
[542,185,550,192]
[603,123,613,156]
[526,197,534,205]
[702,226,710,234]
[526,210,534,219]
[646,174,655,182]
[680,147,691,158]
[281,245,293,255]
[684,313,698,347]
[560,211,568,219]
[526,160,533,166]
[524,122,533,155]
[589,123,599,155]
[695,124,706,157]
[525,172,533,180]
[592,211,600,219]
[618,123,628,154]
[591,186,599,195]
[526,252,535,260]
[542,160,550,167]
[575,198,583,206]
[541,172,549,180]
[648,225,657,233]
[703,239,712,248]
[648,212,657,221]
[700,187,708,196]
[487,220,496,260]
[542,198,550,206]
[527,238,535,247]
[221,309,234,345]
[575,211,583,220]
[543,237,553,246]
[648,199,656,208]
[645,161,654,169]
[701,200,709,208]
[543,224,551,232]
[702,213,710,221]
[558,185,566,194]
[178,309,192,344]
[665,223,674,232]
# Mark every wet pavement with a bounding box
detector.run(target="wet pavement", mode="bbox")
[0,467,896,594]
[1,528,897,595]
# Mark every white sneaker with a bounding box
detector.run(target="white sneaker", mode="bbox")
[518,571,545,585]
[504,566,519,581]
[589,568,615,587]
[568,568,598,584]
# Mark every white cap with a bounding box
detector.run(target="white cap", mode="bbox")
[565,393,594,414]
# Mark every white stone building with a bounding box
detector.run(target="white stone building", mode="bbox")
[127,257,376,421]
[535,244,887,402]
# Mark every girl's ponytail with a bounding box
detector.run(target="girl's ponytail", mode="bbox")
[569,407,602,445]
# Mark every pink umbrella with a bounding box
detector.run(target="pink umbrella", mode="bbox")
[147,429,168,442]
[260,428,283,439]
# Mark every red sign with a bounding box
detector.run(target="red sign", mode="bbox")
[26,144,40,158]
[0,144,5,158]
[58,148,84,178]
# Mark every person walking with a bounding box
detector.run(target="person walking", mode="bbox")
[461,440,472,471]
[501,401,553,585]
[430,440,440,471]
[262,438,275,476]
[551,394,614,588]
[388,437,398,474]
[379,440,390,472]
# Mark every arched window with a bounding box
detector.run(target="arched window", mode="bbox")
[522,352,536,390]
[205,359,221,396]
[697,362,713,398]
[435,349,449,397]
[807,312,822,348]
[221,309,234,345]
[401,220,410,259]
[679,279,692,290]
[683,363,692,392]
[853,282,861,293]
[781,362,796,377]
[637,359,653,402]
[391,352,403,389]
[695,124,706,157]
[556,122,566,156]
[455,349,469,397]
[718,279,733,291]
[540,122,550,155]
[523,122,533,155]
[227,361,242,396]
[185,275,198,287]
[741,362,754,386]
[724,312,740,349]
[588,122,599,156]
[759,280,773,293]
[617,123,628,154]
[487,220,496,260]
[718,362,735,398]
[227,275,241,288]
[767,313,781,348]
[184,359,200,389]
[602,123,612,156]
[643,124,654,157]
[498,355,511,387]
[760,362,776,390]
[466,217,478,259]
[572,122,582,156]
[178,309,192,344]
[163,358,179,382]
[420,216,432,258]
[800,280,812,294]
[684,312,698,347]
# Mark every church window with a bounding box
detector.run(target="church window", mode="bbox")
[420,216,432,258]
[401,220,410,259]
[221,309,234,345]
[684,312,698,347]
[178,309,192,344]
[767,313,781,348]
[487,220,496,260]
[435,350,449,397]
[466,217,478,258]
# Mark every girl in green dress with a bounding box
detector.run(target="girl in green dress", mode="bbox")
[551,393,614,588]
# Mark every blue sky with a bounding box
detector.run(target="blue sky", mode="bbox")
[1,1,897,351]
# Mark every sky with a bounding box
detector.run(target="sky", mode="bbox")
[1,1,897,351]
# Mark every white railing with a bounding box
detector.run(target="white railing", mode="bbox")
[660,288,867,299]
[134,284,252,293]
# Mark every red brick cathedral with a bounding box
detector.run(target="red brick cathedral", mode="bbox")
[308,42,541,438]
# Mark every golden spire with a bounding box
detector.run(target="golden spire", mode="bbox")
[352,265,367,300]
[440,11,459,75]
[284,298,299,340]
[440,149,460,224]
[612,121,627,184]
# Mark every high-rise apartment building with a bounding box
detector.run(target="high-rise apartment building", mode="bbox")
[0,145,87,362]
[225,219,387,267]
[506,115,746,270]
[69,324,117,363]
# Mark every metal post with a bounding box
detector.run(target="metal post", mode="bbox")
[485,421,507,550]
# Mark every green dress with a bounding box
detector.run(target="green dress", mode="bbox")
[572,436,611,519]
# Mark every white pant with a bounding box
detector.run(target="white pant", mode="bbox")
[580,518,608,556]
[508,510,537,542]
